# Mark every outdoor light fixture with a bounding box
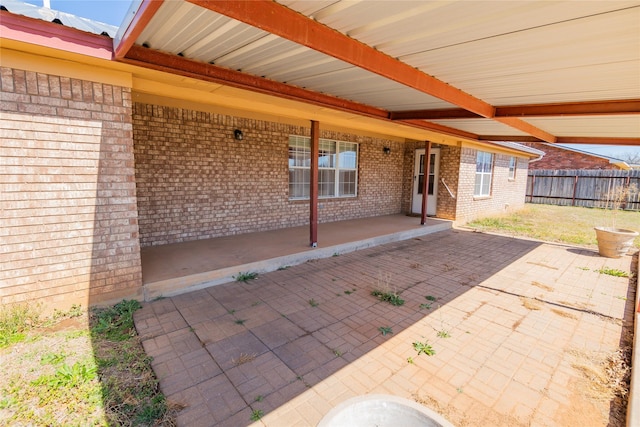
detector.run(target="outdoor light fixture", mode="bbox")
[383,147,391,154]
[234,129,243,140]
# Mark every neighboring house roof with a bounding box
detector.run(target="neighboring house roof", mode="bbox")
[527,142,631,170]
[2,0,638,154]
[1,0,118,37]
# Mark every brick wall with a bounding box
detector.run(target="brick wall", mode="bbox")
[0,67,142,312]
[454,147,529,223]
[133,103,405,247]
[523,142,618,170]
[437,145,460,220]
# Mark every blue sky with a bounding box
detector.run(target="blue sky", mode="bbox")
[22,1,639,161]
[24,0,132,27]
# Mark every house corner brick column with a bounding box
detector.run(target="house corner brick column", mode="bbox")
[0,67,142,312]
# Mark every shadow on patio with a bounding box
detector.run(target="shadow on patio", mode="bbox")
[134,228,636,426]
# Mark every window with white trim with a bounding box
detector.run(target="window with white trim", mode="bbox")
[508,156,516,180]
[474,151,493,197]
[288,136,358,200]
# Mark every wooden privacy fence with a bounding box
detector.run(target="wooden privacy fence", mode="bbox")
[526,169,640,210]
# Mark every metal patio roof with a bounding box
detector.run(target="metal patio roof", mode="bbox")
[112,0,639,146]
[4,0,638,146]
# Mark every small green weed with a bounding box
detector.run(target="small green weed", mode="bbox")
[254,395,264,402]
[596,267,629,278]
[437,330,451,338]
[333,349,343,357]
[234,319,247,325]
[425,295,437,301]
[413,340,436,356]
[250,409,264,421]
[228,309,236,314]
[371,290,405,306]
[308,299,319,307]
[419,303,432,310]
[407,357,414,364]
[32,361,97,389]
[40,352,66,365]
[332,252,340,257]
[234,271,258,282]
[277,266,290,271]
[53,304,83,320]
[577,266,590,271]
[378,326,393,336]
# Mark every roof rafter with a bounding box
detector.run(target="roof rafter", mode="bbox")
[120,46,478,141]
[478,135,640,146]
[390,99,640,120]
[186,0,556,142]
[123,45,388,119]
[114,0,164,59]
[122,45,478,141]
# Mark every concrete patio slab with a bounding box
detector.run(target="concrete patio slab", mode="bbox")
[134,229,637,426]
[139,214,451,301]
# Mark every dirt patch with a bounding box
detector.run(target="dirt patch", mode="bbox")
[520,297,543,310]
[551,308,578,320]
[531,281,554,292]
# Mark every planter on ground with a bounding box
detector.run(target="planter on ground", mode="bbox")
[594,227,638,258]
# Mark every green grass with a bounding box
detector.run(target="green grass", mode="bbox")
[0,303,41,348]
[0,300,177,426]
[467,204,640,248]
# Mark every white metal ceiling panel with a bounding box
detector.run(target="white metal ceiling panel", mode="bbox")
[429,119,530,136]
[524,116,640,138]
[403,7,640,104]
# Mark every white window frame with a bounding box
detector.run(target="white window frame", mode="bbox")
[474,151,493,197]
[288,136,358,200]
[508,156,517,180]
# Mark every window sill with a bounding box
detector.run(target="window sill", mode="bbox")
[508,178,516,182]
[473,195,492,201]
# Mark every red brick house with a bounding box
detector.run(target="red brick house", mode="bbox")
[1,1,637,312]
[523,142,630,170]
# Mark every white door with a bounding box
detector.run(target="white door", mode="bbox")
[412,148,439,216]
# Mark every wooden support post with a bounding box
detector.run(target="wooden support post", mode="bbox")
[310,120,319,247]
[421,141,432,225]
[572,175,578,206]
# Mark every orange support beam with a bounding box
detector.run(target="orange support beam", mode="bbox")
[421,141,431,225]
[187,0,495,118]
[310,121,319,247]
[113,0,164,59]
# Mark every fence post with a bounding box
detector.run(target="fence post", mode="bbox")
[529,174,536,203]
[572,175,578,206]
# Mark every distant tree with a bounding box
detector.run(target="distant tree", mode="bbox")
[615,152,640,164]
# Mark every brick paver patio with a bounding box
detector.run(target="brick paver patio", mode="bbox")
[134,229,636,426]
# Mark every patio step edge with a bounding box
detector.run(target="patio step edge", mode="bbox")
[142,220,452,301]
